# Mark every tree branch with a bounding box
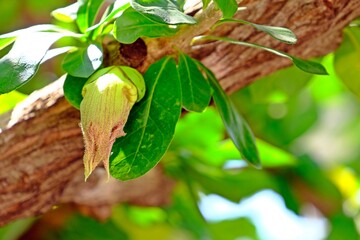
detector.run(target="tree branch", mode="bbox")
[0,80,175,226]
[0,0,359,226]
[195,0,360,92]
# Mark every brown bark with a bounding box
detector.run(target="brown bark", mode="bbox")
[0,0,359,226]
[0,80,175,226]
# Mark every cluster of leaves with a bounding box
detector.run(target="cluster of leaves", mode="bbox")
[3,84,360,239]
[1,0,360,238]
[0,0,327,180]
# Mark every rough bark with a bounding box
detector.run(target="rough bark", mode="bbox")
[1,0,360,226]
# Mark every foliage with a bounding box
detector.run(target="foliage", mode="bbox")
[0,0,327,180]
[1,1,360,239]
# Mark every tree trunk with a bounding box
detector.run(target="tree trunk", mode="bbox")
[1,0,359,226]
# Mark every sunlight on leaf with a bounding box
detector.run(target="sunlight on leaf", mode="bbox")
[131,0,196,25]
[0,32,65,94]
[62,43,103,78]
[114,8,178,44]
[0,24,81,51]
[51,2,79,23]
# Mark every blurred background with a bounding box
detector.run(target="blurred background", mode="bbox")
[1,0,360,239]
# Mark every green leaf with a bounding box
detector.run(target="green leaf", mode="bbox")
[77,0,104,33]
[86,1,131,32]
[131,0,196,25]
[178,52,211,112]
[0,32,65,94]
[193,36,328,75]
[110,57,181,180]
[0,24,79,51]
[291,57,328,75]
[41,46,73,64]
[213,0,237,18]
[62,43,103,78]
[63,74,88,109]
[0,218,35,240]
[51,2,79,23]
[334,27,360,98]
[215,19,297,44]
[197,62,261,167]
[113,8,178,44]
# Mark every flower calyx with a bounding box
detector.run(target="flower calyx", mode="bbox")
[80,66,145,181]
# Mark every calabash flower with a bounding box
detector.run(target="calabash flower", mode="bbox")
[80,66,145,181]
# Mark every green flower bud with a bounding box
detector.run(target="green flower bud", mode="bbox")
[80,66,145,181]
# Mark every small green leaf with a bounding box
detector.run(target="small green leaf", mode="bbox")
[0,32,65,94]
[131,0,196,25]
[334,27,360,98]
[62,43,103,78]
[197,61,261,167]
[51,2,79,23]
[291,57,328,75]
[213,0,237,18]
[253,24,297,44]
[113,8,178,44]
[193,36,328,75]
[178,52,211,112]
[110,57,181,180]
[215,19,297,44]
[63,74,88,109]
[77,0,104,33]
